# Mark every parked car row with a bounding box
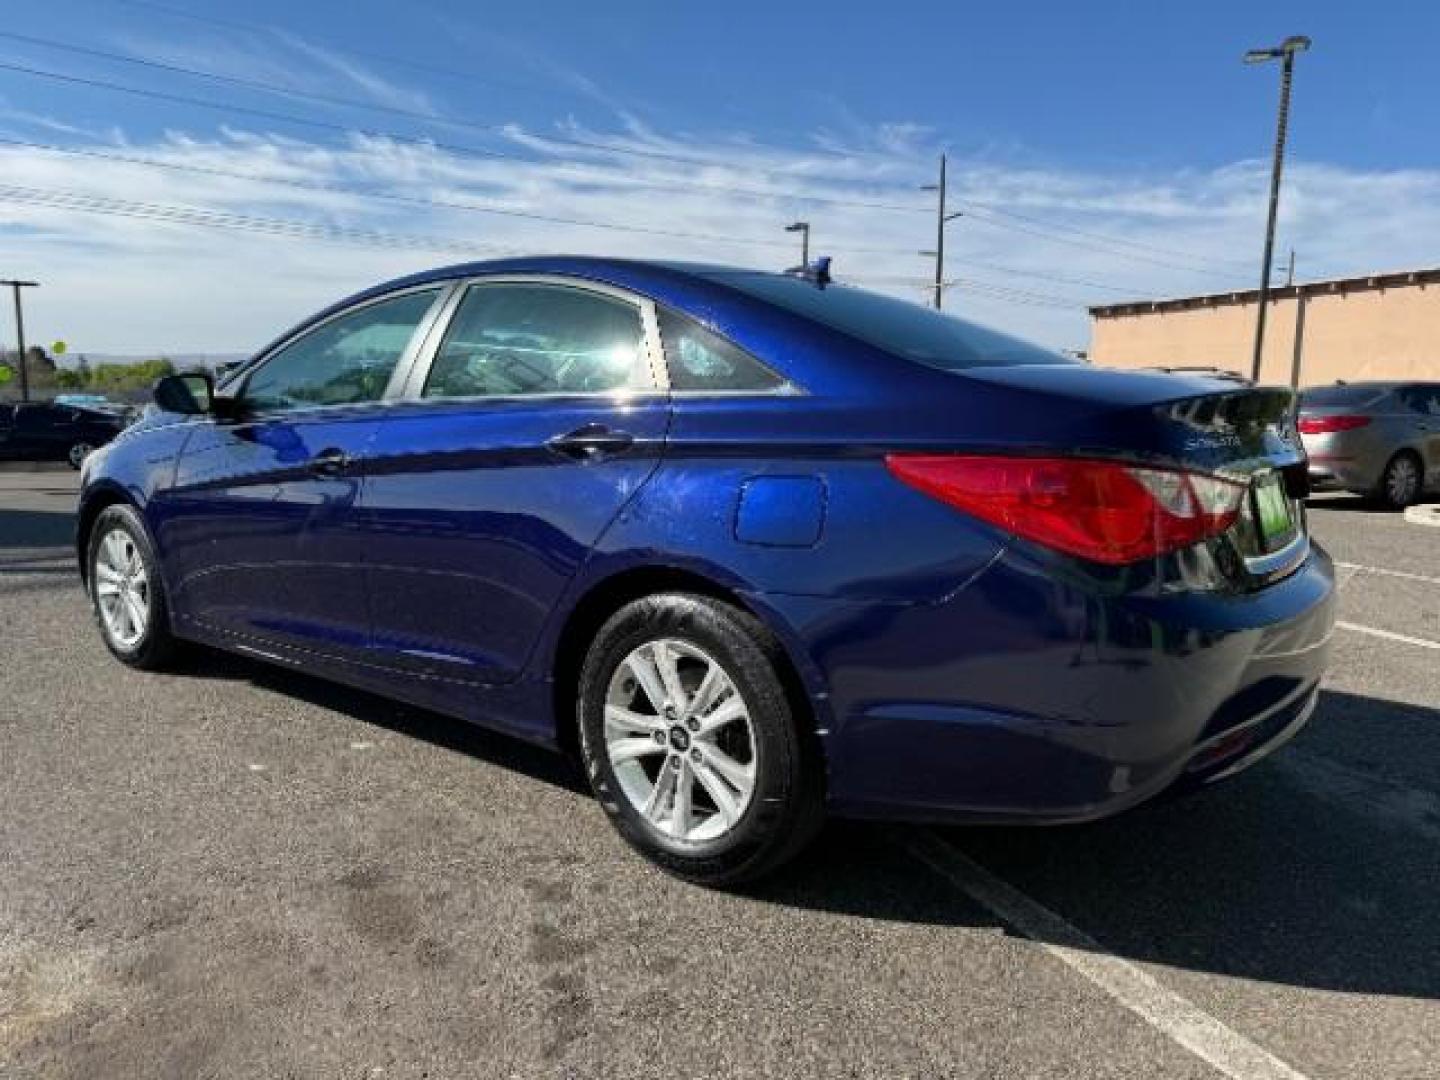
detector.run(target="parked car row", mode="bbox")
[1297,381,1440,509]
[0,401,128,468]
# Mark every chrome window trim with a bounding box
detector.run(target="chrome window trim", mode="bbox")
[400,274,666,403]
[227,282,454,419]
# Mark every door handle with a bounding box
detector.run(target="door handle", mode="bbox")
[308,447,351,476]
[547,424,635,462]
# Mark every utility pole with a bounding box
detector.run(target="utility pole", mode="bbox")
[2,279,39,403]
[1244,35,1310,382]
[785,221,811,267]
[1282,248,1295,287]
[920,154,963,310]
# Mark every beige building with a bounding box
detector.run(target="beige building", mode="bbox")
[1088,267,1440,386]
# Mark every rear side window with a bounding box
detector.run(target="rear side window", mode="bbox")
[704,272,1070,371]
[1399,386,1440,416]
[657,308,785,392]
[246,288,442,412]
[424,284,646,399]
[1300,386,1385,408]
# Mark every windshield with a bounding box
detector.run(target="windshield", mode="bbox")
[704,272,1072,371]
[1300,386,1386,408]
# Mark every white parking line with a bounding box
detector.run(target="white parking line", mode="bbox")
[1335,621,1440,651]
[905,831,1312,1080]
[1334,561,1440,588]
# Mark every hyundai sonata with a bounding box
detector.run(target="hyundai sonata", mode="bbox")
[77,257,1335,883]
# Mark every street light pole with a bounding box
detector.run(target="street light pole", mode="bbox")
[920,154,964,310]
[785,221,811,267]
[1,279,39,403]
[1244,35,1310,383]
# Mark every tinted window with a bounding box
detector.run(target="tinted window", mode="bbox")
[423,284,645,399]
[704,272,1070,371]
[1300,386,1386,408]
[1399,386,1440,416]
[657,307,785,392]
[245,288,441,412]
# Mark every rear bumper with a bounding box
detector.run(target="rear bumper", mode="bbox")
[770,543,1336,824]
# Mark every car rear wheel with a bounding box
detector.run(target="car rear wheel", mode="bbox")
[88,504,180,669]
[67,441,95,469]
[1376,451,1422,510]
[577,593,824,885]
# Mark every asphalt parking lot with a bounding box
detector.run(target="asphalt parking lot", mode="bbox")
[2,469,1437,1079]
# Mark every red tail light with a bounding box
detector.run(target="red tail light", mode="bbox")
[885,455,1247,565]
[1297,414,1370,434]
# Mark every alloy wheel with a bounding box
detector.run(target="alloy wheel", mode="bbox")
[603,638,758,843]
[93,527,149,649]
[1387,456,1420,506]
[68,442,94,468]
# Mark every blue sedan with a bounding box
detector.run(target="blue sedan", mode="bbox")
[77,256,1335,883]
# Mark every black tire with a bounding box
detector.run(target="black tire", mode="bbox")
[1375,450,1423,510]
[86,503,181,670]
[67,441,94,470]
[577,593,824,885]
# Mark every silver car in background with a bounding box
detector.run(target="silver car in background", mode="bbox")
[1299,381,1440,508]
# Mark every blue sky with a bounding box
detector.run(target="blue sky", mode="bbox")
[2,0,1438,355]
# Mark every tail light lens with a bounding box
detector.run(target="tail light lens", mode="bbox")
[885,455,1247,565]
[1298,414,1371,434]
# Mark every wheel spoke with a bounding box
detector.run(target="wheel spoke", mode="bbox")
[608,736,665,765]
[103,531,127,571]
[694,697,746,738]
[653,640,687,710]
[642,763,677,824]
[123,592,147,636]
[623,651,669,714]
[686,662,725,720]
[604,704,663,737]
[692,760,741,827]
[671,759,694,838]
[94,577,121,598]
[94,562,122,586]
[697,743,754,797]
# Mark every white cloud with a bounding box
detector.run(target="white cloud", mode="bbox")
[1,113,1438,357]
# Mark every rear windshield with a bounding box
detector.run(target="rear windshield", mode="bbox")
[1300,386,1386,408]
[705,272,1072,371]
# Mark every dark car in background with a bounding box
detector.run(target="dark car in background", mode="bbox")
[0,401,127,469]
[75,257,1334,883]
[1299,381,1440,508]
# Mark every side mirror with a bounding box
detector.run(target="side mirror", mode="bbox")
[153,372,215,415]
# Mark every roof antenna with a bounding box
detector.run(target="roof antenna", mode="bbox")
[785,255,832,288]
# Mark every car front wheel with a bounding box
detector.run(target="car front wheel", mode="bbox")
[577,593,824,885]
[87,504,180,669]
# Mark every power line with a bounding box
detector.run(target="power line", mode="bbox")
[964,201,1255,272]
[0,59,929,214]
[0,182,523,255]
[0,136,912,254]
[0,29,906,179]
[958,205,1242,281]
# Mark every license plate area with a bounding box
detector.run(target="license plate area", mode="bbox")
[1251,471,1299,553]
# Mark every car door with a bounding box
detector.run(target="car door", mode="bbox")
[158,284,449,662]
[1401,384,1440,487]
[359,277,670,692]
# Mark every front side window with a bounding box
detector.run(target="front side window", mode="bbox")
[423,284,646,399]
[657,307,786,392]
[244,288,441,412]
